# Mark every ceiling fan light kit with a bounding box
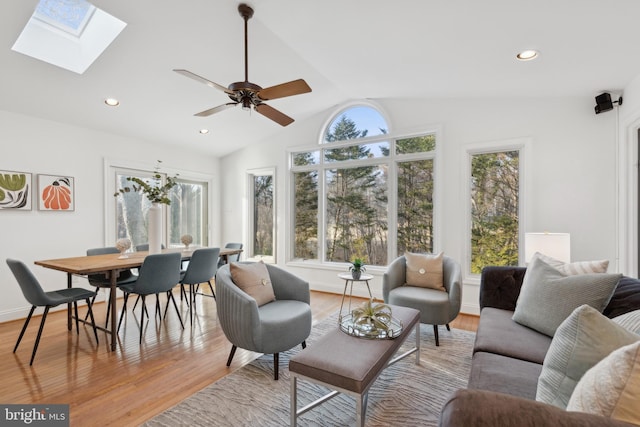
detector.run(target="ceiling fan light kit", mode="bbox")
[174,3,311,126]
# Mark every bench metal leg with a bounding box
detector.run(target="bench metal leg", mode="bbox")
[358,392,368,426]
[290,375,297,427]
[415,322,421,364]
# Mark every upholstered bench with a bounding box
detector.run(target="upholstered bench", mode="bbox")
[289,305,420,426]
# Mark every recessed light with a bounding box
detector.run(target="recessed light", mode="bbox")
[516,50,539,61]
[104,98,120,107]
[199,129,209,134]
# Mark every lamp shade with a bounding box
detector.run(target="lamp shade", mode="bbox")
[524,232,571,264]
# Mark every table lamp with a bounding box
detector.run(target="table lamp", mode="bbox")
[524,232,570,264]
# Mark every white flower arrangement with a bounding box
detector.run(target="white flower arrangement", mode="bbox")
[181,234,193,250]
[116,238,132,258]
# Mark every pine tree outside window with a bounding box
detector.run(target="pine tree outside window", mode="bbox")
[290,104,439,267]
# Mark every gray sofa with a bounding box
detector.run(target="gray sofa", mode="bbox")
[439,266,640,427]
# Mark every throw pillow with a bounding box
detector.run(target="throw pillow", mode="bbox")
[534,252,609,275]
[404,252,445,292]
[512,256,621,336]
[536,305,640,409]
[229,261,276,306]
[613,309,640,334]
[567,341,640,426]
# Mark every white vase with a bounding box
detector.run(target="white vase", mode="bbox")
[148,202,162,254]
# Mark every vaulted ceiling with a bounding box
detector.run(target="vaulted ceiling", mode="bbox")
[2,0,640,157]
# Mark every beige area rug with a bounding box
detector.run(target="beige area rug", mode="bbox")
[145,315,474,427]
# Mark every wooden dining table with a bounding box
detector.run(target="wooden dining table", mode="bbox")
[35,246,243,351]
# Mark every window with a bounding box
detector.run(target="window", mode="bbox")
[248,168,275,261]
[467,145,523,275]
[290,104,439,267]
[109,161,209,249]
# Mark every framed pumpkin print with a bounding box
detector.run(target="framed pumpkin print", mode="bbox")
[0,170,32,210]
[38,174,75,211]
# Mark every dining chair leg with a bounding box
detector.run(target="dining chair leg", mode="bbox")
[301,340,306,350]
[85,298,99,344]
[139,295,146,344]
[206,280,216,300]
[132,295,141,311]
[180,284,189,307]
[433,324,440,347]
[189,284,195,328]
[155,294,162,320]
[83,290,99,321]
[73,301,80,334]
[30,306,50,365]
[14,305,36,353]
[168,291,185,329]
[117,293,130,333]
[446,323,451,331]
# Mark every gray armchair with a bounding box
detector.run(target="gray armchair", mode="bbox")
[383,255,462,346]
[215,262,312,380]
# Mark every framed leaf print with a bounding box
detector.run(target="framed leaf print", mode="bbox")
[0,170,32,210]
[38,175,75,211]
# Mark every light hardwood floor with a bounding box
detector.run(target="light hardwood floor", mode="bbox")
[0,288,478,426]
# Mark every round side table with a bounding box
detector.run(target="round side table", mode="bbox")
[337,272,374,321]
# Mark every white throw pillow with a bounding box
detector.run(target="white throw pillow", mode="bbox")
[567,341,640,426]
[536,305,639,409]
[534,252,609,275]
[404,252,445,292]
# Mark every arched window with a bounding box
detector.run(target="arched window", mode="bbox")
[290,102,438,267]
[323,105,389,142]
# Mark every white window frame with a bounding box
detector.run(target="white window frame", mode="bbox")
[463,137,531,284]
[246,167,276,263]
[104,158,214,248]
[287,124,443,270]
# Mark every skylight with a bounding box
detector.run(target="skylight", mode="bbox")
[34,0,95,37]
[11,0,126,74]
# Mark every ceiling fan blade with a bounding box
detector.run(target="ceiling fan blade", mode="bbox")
[255,103,295,126]
[257,79,312,101]
[173,69,233,94]
[195,103,238,117]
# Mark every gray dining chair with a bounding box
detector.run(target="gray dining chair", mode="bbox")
[179,248,220,327]
[133,243,168,318]
[85,246,137,327]
[6,258,99,365]
[218,242,243,268]
[117,252,183,343]
[135,243,166,252]
[215,262,312,380]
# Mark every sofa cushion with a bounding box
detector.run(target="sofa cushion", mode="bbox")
[468,351,543,400]
[512,257,621,337]
[536,305,640,409]
[473,307,551,364]
[404,251,445,291]
[566,341,640,426]
[604,276,640,318]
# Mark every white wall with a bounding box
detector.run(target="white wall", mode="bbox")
[220,96,620,315]
[0,110,220,322]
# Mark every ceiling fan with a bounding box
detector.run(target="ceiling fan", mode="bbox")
[174,3,311,127]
